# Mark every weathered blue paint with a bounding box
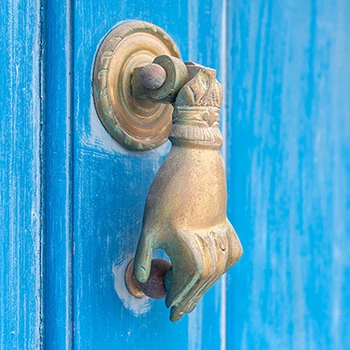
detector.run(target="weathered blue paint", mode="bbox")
[0,0,43,349]
[73,0,227,348]
[2,0,350,348]
[43,0,74,348]
[226,0,350,348]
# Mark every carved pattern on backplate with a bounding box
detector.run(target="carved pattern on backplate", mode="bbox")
[93,21,181,150]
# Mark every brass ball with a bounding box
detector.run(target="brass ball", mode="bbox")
[140,63,167,90]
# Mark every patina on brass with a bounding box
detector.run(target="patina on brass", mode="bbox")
[93,21,243,322]
[125,259,145,298]
[131,55,188,103]
[93,21,180,150]
[132,60,243,322]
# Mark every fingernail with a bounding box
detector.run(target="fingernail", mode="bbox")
[170,306,184,322]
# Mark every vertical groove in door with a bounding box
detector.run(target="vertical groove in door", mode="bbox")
[219,1,228,348]
[42,0,74,348]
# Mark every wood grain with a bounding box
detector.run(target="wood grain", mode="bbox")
[42,0,74,348]
[0,0,43,348]
[72,0,227,348]
[226,0,350,348]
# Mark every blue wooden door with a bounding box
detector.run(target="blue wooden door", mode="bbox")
[1,0,349,349]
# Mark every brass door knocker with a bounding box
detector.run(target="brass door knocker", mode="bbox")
[93,21,243,322]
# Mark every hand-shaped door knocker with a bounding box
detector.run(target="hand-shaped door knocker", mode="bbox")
[93,21,243,322]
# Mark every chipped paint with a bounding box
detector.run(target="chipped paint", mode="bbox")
[112,257,152,316]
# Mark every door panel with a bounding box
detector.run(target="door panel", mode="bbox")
[226,0,350,348]
[73,0,227,348]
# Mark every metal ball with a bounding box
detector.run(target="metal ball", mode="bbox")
[125,258,171,300]
[140,63,167,90]
[139,258,171,299]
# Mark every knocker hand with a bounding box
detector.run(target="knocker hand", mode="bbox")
[133,63,242,321]
[134,221,242,321]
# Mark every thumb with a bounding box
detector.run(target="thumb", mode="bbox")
[133,234,153,283]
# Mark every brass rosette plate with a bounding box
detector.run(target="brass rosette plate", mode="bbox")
[93,21,181,151]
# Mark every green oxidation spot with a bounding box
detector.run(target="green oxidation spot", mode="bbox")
[125,136,131,145]
[114,126,122,136]
[100,88,108,98]
[165,267,172,291]
[105,106,112,116]
[97,69,108,79]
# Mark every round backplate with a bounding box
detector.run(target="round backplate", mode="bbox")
[93,21,181,151]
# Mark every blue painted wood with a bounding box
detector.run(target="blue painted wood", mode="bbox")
[226,0,350,348]
[0,0,43,348]
[73,0,227,348]
[42,0,74,348]
[3,0,349,348]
